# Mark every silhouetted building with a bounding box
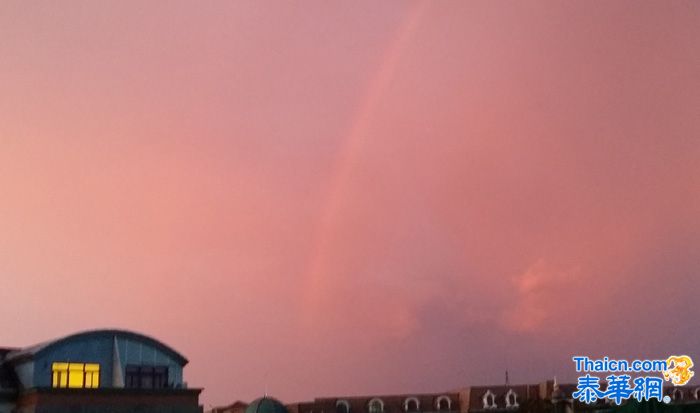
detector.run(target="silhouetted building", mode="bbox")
[213,380,700,413]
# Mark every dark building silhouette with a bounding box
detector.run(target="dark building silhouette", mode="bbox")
[212,379,700,413]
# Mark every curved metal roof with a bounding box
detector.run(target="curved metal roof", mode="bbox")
[5,329,188,365]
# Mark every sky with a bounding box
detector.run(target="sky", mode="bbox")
[1,0,699,408]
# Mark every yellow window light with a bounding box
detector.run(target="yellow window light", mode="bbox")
[51,362,100,389]
[68,363,85,388]
[51,363,69,388]
[85,364,100,388]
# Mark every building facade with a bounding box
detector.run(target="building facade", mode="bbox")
[213,380,700,413]
[0,329,202,413]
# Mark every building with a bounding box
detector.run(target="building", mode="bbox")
[286,392,462,413]
[213,380,700,413]
[0,329,202,413]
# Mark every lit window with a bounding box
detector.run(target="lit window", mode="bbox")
[52,363,68,388]
[52,363,100,388]
[85,363,100,388]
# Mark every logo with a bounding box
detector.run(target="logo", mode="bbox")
[571,355,694,405]
[663,355,694,386]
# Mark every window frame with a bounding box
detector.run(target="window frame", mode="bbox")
[404,397,420,412]
[436,396,452,411]
[368,398,384,413]
[125,364,170,389]
[336,400,351,413]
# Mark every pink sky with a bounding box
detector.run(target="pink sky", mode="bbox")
[1,0,699,407]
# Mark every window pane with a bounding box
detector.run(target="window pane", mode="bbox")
[84,370,99,389]
[68,365,85,388]
[125,364,168,389]
[141,375,152,388]
[52,363,69,388]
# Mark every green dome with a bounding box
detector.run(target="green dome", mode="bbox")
[246,397,288,413]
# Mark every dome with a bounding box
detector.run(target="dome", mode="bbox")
[246,397,288,413]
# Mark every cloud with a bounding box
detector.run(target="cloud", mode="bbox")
[501,260,582,333]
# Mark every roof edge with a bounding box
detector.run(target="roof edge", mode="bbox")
[6,329,188,366]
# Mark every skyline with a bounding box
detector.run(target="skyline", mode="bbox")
[1,0,699,407]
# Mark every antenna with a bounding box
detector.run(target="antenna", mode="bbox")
[264,370,269,397]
